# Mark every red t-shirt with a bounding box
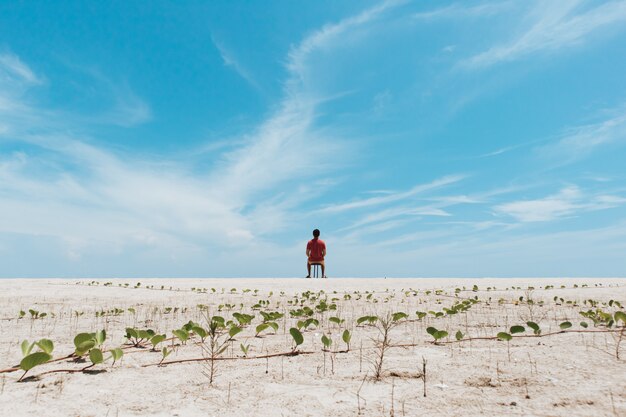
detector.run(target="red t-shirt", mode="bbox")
[307,238,326,262]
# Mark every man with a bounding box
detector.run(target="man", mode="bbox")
[306,229,326,278]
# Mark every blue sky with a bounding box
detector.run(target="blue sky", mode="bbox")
[1,0,626,278]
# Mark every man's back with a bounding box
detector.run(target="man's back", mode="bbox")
[307,238,326,262]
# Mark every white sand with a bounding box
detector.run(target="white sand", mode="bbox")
[1,277,625,416]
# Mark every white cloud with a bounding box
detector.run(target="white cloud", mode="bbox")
[539,109,626,162]
[413,2,513,20]
[211,35,260,90]
[494,185,625,222]
[462,0,626,68]
[0,2,399,268]
[287,0,400,89]
[321,175,465,213]
[0,53,41,84]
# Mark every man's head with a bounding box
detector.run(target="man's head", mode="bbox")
[312,229,320,238]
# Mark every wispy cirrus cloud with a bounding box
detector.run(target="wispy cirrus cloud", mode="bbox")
[494,185,626,222]
[0,53,42,85]
[321,175,466,213]
[286,0,401,89]
[538,107,626,163]
[413,1,513,20]
[462,0,626,69]
[0,1,403,268]
[211,35,260,90]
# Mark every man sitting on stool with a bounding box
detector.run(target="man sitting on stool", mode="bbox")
[306,229,326,278]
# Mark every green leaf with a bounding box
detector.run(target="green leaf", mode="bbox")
[305,318,319,329]
[526,321,541,335]
[137,329,153,340]
[614,311,626,324]
[89,348,104,365]
[125,328,138,339]
[110,348,123,363]
[426,327,437,336]
[356,316,370,325]
[229,326,243,339]
[21,340,34,357]
[559,321,572,330]
[580,321,588,328]
[74,333,95,350]
[434,330,448,341]
[150,334,167,348]
[162,347,171,359]
[497,332,512,341]
[20,352,52,371]
[455,330,463,341]
[255,323,269,335]
[342,329,351,345]
[172,329,189,342]
[329,317,342,325]
[192,326,208,340]
[510,325,525,334]
[321,334,332,348]
[76,340,96,355]
[392,312,408,322]
[289,328,304,346]
[35,339,54,355]
[95,330,106,346]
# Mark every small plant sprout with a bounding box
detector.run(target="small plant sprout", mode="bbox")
[172,329,190,345]
[125,328,155,347]
[18,339,54,381]
[297,318,319,331]
[371,314,400,380]
[455,330,464,341]
[321,334,332,351]
[110,348,124,365]
[232,312,254,326]
[150,334,167,351]
[329,316,344,326]
[240,343,250,357]
[255,322,278,337]
[201,316,231,384]
[497,332,513,361]
[289,328,304,352]
[510,325,525,334]
[559,321,572,330]
[357,316,378,326]
[228,325,243,340]
[497,332,512,341]
[426,327,448,344]
[159,347,172,366]
[416,311,427,320]
[526,321,541,335]
[391,312,408,322]
[191,325,208,343]
[342,329,352,351]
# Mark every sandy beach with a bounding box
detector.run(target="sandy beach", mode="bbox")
[1,277,625,417]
